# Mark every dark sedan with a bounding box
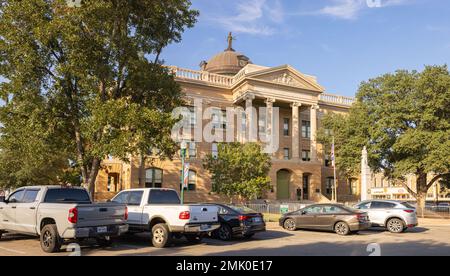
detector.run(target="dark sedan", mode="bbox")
[279,204,370,235]
[210,204,266,241]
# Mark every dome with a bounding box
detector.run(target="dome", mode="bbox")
[200,33,252,76]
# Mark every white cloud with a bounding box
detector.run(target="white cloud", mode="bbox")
[214,0,285,36]
[318,0,411,20]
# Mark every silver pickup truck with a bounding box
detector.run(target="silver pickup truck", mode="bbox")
[0,186,129,253]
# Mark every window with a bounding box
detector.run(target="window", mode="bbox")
[349,178,357,195]
[302,120,311,138]
[322,205,347,214]
[283,148,290,160]
[145,168,163,188]
[302,150,311,162]
[148,190,181,204]
[357,202,371,210]
[326,177,334,195]
[370,201,397,209]
[8,189,25,203]
[259,111,267,136]
[128,191,144,206]
[182,106,196,126]
[212,109,226,129]
[188,141,197,158]
[22,189,39,203]
[212,143,218,158]
[324,154,331,167]
[283,118,290,136]
[112,192,129,204]
[181,170,197,191]
[44,189,91,204]
[107,173,119,192]
[303,206,323,214]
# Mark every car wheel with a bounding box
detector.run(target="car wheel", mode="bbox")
[217,224,233,241]
[151,223,172,248]
[97,236,113,247]
[334,222,350,236]
[386,218,405,233]
[185,234,203,244]
[40,224,63,253]
[283,218,297,231]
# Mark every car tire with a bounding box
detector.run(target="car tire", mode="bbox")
[185,234,203,244]
[283,218,297,231]
[386,218,405,233]
[334,222,350,236]
[217,224,233,241]
[151,223,172,248]
[40,224,63,253]
[97,236,113,247]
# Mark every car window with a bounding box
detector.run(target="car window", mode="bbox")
[370,201,396,209]
[218,207,230,215]
[44,188,91,204]
[148,190,181,204]
[128,191,143,206]
[8,190,25,203]
[22,189,40,203]
[228,205,256,213]
[112,192,129,204]
[401,202,415,209]
[357,202,371,209]
[303,206,323,214]
[322,206,347,214]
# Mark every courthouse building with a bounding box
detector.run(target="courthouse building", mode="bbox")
[95,35,359,203]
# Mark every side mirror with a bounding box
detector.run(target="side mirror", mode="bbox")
[301,211,307,215]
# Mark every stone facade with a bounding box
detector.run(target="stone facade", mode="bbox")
[95,40,360,203]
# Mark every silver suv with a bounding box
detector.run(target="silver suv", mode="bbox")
[354,200,418,233]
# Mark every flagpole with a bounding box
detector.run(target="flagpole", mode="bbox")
[332,137,338,203]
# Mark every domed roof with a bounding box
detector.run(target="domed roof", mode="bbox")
[201,33,252,76]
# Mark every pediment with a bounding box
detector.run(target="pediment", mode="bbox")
[245,65,325,92]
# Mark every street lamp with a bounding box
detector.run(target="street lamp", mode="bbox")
[180,140,187,205]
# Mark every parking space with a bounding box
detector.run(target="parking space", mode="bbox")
[1,219,450,256]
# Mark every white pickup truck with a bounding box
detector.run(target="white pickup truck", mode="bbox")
[0,186,129,253]
[111,188,220,248]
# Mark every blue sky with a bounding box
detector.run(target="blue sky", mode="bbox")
[162,0,450,97]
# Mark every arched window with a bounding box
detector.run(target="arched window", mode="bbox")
[145,168,163,188]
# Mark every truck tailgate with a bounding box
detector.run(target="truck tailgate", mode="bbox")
[76,203,126,227]
[188,205,219,223]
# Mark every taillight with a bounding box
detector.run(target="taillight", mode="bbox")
[239,215,250,221]
[404,209,414,213]
[179,211,190,220]
[124,206,128,220]
[68,208,78,224]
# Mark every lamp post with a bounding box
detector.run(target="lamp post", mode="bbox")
[180,140,187,205]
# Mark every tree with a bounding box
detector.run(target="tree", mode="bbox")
[204,143,272,202]
[318,66,450,211]
[0,0,198,194]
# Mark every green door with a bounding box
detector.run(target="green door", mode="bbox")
[277,170,290,200]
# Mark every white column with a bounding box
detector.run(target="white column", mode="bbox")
[291,102,301,160]
[245,94,256,142]
[310,105,319,162]
[361,146,371,201]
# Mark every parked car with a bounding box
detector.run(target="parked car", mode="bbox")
[0,186,129,253]
[111,188,220,248]
[354,200,418,233]
[208,204,266,241]
[437,202,450,212]
[279,204,370,235]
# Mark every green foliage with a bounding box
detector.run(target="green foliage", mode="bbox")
[318,65,450,204]
[0,0,198,191]
[204,143,272,201]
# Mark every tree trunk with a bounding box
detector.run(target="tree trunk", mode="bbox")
[416,172,428,218]
[138,154,146,188]
[87,158,101,200]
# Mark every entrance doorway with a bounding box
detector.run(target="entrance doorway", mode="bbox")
[303,173,311,200]
[277,170,291,200]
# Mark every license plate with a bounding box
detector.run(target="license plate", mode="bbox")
[253,217,262,223]
[97,226,108,233]
[200,224,210,231]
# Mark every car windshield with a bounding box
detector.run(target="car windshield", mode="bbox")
[228,205,257,214]
[44,188,91,204]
